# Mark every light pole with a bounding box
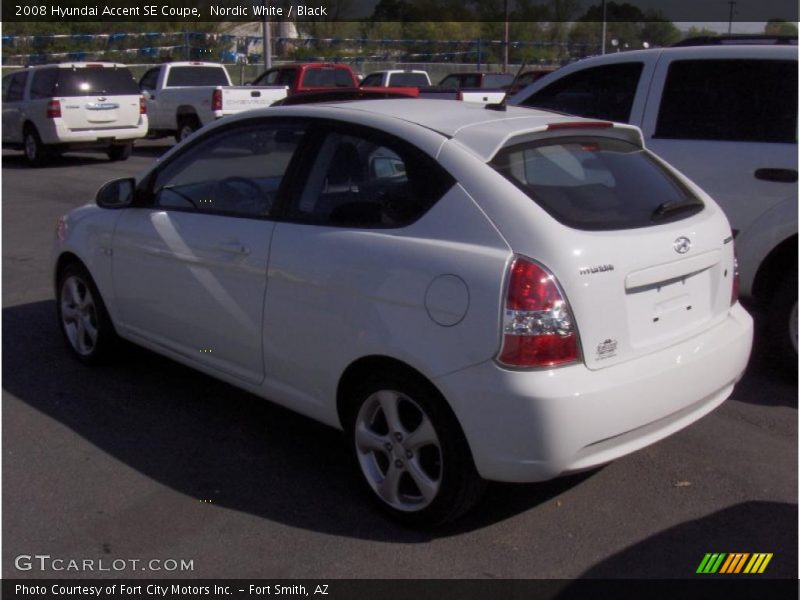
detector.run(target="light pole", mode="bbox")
[263,0,272,70]
[601,0,607,55]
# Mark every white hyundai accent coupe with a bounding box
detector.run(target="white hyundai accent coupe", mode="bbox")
[52,99,753,525]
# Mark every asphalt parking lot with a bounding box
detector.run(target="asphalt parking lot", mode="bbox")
[2,141,797,579]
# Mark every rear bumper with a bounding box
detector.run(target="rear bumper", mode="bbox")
[434,303,753,483]
[40,119,148,145]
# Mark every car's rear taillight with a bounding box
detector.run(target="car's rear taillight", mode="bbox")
[211,88,222,111]
[498,257,579,368]
[139,95,147,115]
[46,99,61,119]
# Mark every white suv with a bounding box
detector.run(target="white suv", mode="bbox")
[2,62,147,166]
[510,45,798,363]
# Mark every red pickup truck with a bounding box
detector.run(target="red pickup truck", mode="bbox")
[252,63,358,95]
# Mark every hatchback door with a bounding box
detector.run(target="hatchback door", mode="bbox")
[491,133,737,370]
[56,66,141,131]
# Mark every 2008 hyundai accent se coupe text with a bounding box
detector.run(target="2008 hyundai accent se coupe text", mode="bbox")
[53,99,753,525]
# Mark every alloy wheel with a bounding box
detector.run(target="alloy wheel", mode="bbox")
[354,389,442,512]
[60,275,99,356]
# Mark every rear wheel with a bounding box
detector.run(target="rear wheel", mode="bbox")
[347,371,485,526]
[23,127,49,167]
[107,143,132,161]
[175,117,199,143]
[56,263,117,364]
[768,273,798,368]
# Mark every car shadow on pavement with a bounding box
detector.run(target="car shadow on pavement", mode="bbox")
[731,304,797,408]
[2,152,117,169]
[560,501,798,580]
[3,300,592,541]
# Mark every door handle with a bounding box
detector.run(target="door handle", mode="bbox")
[214,241,251,255]
[754,168,798,183]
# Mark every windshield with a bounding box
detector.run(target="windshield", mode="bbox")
[491,136,703,230]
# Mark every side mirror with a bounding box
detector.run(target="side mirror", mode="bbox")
[96,177,135,209]
[141,89,154,100]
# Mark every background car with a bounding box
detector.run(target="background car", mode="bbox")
[1,62,147,165]
[52,100,752,525]
[509,44,798,365]
[360,70,432,88]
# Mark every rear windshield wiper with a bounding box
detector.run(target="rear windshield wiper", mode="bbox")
[651,198,703,221]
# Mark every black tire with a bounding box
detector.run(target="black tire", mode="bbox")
[768,273,798,370]
[23,127,49,167]
[56,262,118,365]
[345,369,486,527]
[175,117,199,144]
[107,143,132,161]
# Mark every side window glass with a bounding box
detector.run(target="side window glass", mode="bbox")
[140,68,159,91]
[439,75,459,89]
[656,59,797,143]
[362,74,382,87]
[151,122,307,218]
[2,75,12,102]
[462,74,480,88]
[286,130,454,228]
[30,68,58,99]
[277,70,297,87]
[262,70,279,85]
[6,71,28,102]
[521,62,643,123]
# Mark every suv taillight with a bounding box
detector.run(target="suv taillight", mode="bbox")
[46,99,61,119]
[498,257,579,368]
[139,95,147,115]
[211,89,222,112]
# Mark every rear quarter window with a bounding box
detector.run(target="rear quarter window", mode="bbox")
[30,68,58,99]
[519,63,643,123]
[491,136,703,231]
[483,74,514,88]
[655,59,797,143]
[55,67,138,96]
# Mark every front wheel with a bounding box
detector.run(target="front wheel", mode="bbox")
[347,372,485,526]
[56,263,117,364]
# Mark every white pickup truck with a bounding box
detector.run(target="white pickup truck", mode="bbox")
[139,62,287,142]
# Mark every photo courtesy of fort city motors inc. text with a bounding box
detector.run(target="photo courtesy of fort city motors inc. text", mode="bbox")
[1,0,798,598]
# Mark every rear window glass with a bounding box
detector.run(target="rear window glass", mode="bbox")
[55,67,138,96]
[302,68,355,88]
[491,136,703,231]
[388,73,429,87]
[166,66,229,87]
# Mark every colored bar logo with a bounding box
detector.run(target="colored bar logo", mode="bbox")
[696,553,773,574]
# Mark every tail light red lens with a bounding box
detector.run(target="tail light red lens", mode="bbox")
[211,89,222,112]
[139,95,147,115]
[46,99,61,119]
[498,257,580,368]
